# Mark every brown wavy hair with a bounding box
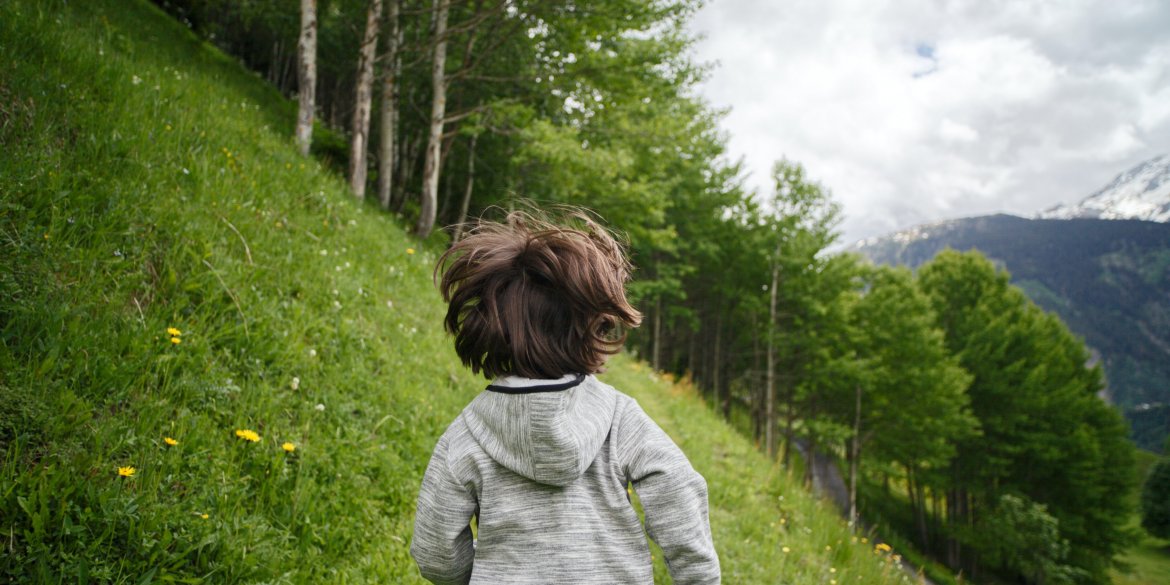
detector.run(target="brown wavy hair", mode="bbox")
[436,209,642,379]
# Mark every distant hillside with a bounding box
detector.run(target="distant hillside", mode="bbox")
[850,214,1170,452]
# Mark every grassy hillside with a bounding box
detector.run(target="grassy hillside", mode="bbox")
[1,0,918,582]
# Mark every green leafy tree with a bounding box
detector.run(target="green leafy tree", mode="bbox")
[980,495,1084,585]
[918,250,1135,584]
[837,265,976,529]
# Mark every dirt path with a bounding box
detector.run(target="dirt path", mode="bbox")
[795,440,938,585]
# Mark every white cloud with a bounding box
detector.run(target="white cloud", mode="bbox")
[688,0,1170,243]
[939,119,979,144]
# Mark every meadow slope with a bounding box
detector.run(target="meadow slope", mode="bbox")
[1,0,918,582]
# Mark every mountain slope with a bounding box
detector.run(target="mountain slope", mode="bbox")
[1039,154,1170,222]
[850,214,1170,451]
[0,1,912,582]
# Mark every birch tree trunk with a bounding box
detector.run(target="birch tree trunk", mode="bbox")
[452,134,477,243]
[652,296,663,371]
[765,262,779,459]
[850,383,861,526]
[348,0,383,198]
[377,0,401,210]
[415,0,449,238]
[711,313,720,418]
[295,0,317,156]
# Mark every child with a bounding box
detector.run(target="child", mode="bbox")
[411,210,720,584]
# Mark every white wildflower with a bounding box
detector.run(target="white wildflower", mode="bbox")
[290,377,300,390]
[315,403,325,412]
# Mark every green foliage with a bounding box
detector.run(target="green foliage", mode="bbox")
[844,265,976,472]
[918,250,1137,584]
[979,494,1083,585]
[1141,459,1170,539]
[855,214,1170,451]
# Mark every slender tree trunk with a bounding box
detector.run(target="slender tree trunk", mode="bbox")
[395,128,420,212]
[416,0,449,237]
[715,312,727,417]
[652,296,663,371]
[751,324,761,444]
[850,384,862,526]
[781,380,794,467]
[438,155,455,223]
[452,133,477,243]
[917,480,931,552]
[766,262,779,460]
[687,318,697,382]
[349,0,383,198]
[376,0,402,209]
[295,0,317,156]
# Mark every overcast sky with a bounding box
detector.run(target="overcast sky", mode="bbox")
[686,0,1170,244]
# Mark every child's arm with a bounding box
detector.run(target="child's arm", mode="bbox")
[410,434,477,585]
[618,400,721,584]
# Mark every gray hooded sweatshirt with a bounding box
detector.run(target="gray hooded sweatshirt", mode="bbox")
[410,374,720,584]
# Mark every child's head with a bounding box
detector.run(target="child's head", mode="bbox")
[436,209,642,379]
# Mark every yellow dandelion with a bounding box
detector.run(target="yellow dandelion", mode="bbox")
[164,437,178,446]
[830,568,837,573]
[200,513,209,519]
[860,537,868,544]
[825,544,832,551]
[167,327,182,336]
[170,337,181,344]
[406,248,416,255]
[117,466,136,477]
[235,429,260,442]
[782,546,791,553]
[282,442,296,453]
[875,543,892,553]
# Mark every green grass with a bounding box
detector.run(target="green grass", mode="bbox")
[1111,451,1170,585]
[1,0,918,582]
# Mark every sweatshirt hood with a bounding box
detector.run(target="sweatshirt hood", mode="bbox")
[461,375,616,487]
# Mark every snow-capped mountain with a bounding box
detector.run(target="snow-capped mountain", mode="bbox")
[1038,154,1170,222]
